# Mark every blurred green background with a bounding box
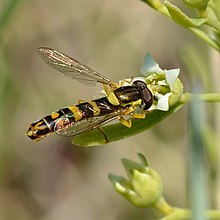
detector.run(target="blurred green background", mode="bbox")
[0,0,218,219]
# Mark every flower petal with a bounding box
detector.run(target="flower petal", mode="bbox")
[164,68,180,89]
[156,93,171,111]
[141,53,163,76]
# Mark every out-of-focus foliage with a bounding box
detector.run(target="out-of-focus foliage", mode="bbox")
[142,0,220,52]
[0,0,219,219]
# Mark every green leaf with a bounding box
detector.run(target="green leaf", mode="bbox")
[209,0,220,21]
[165,1,208,27]
[140,0,163,10]
[183,0,210,10]
[72,102,183,147]
[141,0,169,15]
[137,153,149,166]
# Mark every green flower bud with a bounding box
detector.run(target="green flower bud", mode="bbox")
[168,78,184,107]
[109,153,163,208]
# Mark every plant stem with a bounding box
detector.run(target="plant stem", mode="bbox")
[188,27,220,52]
[153,196,173,215]
[181,93,220,103]
[160,208,220,220]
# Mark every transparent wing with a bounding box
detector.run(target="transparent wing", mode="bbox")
[38,47,111,86]
[54,112,121,137]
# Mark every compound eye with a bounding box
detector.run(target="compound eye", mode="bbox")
[142,87,153,110]
[132,80,153,110]
[132,80,146,89]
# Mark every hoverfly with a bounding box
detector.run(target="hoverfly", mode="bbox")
[26,48,153,142]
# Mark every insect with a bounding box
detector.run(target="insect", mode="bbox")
[26,47,153,142]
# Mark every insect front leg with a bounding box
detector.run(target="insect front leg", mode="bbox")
[128,99,146,119]
[118,106,146,128]
[131,111,146,119]
[118,106,135,128]
[77,99,86,104]
[119,77,134,86]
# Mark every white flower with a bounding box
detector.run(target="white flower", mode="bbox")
[141,53,164,75]
[164,69,180,90]
[104,53,182,112]
[141,53,181,111]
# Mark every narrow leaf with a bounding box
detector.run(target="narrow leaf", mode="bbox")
[72,103,183,147]
[165,1,208,27]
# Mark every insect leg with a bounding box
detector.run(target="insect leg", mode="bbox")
[77,99,86,104]
[118,116,132,128]
[131,111,146,119]
[97,127,110,143]
[119,77,134,86]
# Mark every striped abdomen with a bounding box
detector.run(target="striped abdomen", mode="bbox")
[26,97,119,142]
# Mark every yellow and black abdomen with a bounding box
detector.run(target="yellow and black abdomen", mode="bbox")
[26,108,75,141]
[26,97,118,142]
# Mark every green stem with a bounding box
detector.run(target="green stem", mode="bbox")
[181,93,220,103]
[160,208,220,220]
[188,27,220,52]
[153,196,173,215]
[199,9,208,18]
[141,0,170,16]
